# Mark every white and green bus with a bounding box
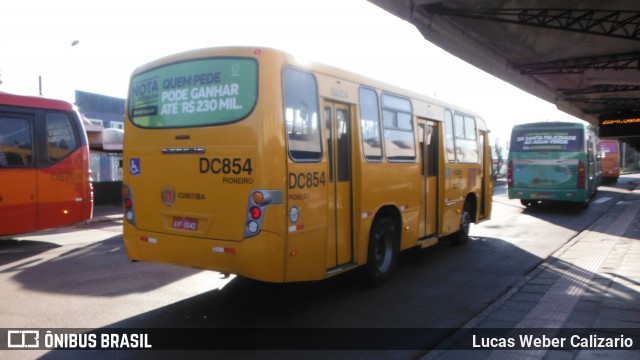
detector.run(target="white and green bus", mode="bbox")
[507,122,602,208]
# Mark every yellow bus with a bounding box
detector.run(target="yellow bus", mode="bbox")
[122,47,493,284]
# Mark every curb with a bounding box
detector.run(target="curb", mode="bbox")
[423,177,640,359]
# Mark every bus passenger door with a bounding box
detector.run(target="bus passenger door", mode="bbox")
[418,120,438,237]
[37,112,83,230]
[0,114,37,234]
[324,101,353,268]
[479,130,493,220]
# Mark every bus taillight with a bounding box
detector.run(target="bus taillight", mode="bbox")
[250,206,262,220]
[243,190,284,238]
[122,184,135,225]
[252,191,265,205]
[245,191,268,237]
[507,160,513,187]
[577,160,586,189]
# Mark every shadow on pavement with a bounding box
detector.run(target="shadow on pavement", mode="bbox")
[37,230,639,359]
[0,239,60,267]
[7,235,202,297]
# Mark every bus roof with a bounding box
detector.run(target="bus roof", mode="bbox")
[512,121,589,130]
[0,92,75,111]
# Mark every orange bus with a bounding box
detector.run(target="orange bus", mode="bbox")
[122,47,493,284]
[599,139,621,182]
[0,92,93,236]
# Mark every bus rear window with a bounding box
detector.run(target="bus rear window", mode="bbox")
[601,141,619,154]
[510,129,583,152]
[128,58,258,128]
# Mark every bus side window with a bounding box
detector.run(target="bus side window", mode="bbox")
[427,124,438,176]
[284,68,322,162]
[46,112,78,163]
[444,110,455,162]
[0,116,33,167]
[359,87,382,161]
[452,113,479,163]
[381,93,415,162]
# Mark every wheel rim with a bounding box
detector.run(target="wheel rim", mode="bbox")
[375,231,392,272]
[460,211,470,235]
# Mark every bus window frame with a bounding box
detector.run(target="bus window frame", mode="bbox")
[381,92,416,163]
[452,111,479,164]
[444,109,456,163]
[358,86,383,162]
[283,65,323,163]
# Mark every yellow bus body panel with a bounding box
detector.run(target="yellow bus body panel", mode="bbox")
[124,223,286,282]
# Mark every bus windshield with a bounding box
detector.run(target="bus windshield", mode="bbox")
[128,57,258,128]
[510,128,584,152]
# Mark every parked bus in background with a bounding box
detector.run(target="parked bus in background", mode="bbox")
[122,47,493,284]
[0,92,93,236]
[600,139,621,182]
[507,122,601,209]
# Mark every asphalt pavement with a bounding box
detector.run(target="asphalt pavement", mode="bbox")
[88,204,123,224]
[425,178,640,360]
[86,179,640,359]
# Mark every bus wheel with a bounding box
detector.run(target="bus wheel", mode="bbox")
[452,204,471,245]
[366,218,398,286]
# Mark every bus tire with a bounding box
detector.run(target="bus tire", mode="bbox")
[366,217,398,286]
[452,203,472,245]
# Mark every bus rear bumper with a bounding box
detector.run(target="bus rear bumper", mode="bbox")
[603,169,620,178]
[508,188,588,203]
[123,225,286,282]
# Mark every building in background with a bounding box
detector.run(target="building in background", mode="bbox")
[75,90,123,205]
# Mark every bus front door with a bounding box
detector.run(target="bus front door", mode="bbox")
[324,101,353,269]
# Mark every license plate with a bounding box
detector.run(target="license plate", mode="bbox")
[173,217,198,230]
[531,193,550,199]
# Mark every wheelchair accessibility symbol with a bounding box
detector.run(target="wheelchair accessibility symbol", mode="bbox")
[130,158,141,175]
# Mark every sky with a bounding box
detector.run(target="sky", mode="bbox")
[0,0,583,145]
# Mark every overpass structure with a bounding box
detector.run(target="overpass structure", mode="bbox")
[369,0,640,150]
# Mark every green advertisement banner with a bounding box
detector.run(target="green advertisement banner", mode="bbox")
[129,58,257,128]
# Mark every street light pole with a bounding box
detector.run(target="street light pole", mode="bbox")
[38,40,79,97]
